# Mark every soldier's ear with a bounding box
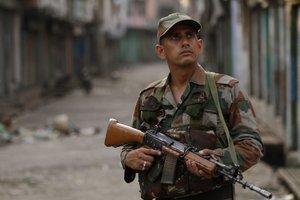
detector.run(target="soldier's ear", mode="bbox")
[155,44,166,59]
[197,38,203,53]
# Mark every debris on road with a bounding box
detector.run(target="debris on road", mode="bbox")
[0,113,101,146]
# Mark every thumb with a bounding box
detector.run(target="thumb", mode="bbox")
[199,149,213,156]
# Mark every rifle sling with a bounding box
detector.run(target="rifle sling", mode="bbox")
[206,72,238,164]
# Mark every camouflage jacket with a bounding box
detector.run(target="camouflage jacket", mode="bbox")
[121,65,263,199]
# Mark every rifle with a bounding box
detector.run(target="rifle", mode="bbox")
[104,118,272,199]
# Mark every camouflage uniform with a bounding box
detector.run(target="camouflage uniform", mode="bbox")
[121,65,263,200]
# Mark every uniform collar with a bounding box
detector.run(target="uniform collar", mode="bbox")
[190,64,206,85]
[154,64,206,89]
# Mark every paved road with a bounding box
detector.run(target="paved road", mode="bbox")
[0,62,292,200]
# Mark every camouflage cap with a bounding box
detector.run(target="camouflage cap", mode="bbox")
[157,12,201,43]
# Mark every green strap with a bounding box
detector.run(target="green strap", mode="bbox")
[206,72,238,164]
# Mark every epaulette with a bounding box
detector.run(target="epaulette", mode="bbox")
[215,73,239,87]
[139,77,167,95]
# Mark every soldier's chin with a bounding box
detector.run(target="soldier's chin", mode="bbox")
[179,59,196,67]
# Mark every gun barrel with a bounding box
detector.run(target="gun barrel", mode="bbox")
[217,168,272,199]
[250,185,272,199]
[234,177,272,199]
[241,181,272,199]
[104,118,145,147]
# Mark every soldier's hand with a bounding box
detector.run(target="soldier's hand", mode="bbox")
[124,147,161,171]
[199,148,224,159]
[186,159,213,179]
[186,148,224,179]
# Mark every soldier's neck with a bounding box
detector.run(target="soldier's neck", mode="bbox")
[169,67,195,104]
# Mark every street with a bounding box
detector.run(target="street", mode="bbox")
[0,63,292,200]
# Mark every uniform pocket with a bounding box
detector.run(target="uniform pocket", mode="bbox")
[189,128,217,150]
[185,91,208,119]
[185,103,203,118]
[141,95,163,124]
[202,110,218,127]
[202,110,228,148]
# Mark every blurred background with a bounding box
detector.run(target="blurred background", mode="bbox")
[0,0,300,200]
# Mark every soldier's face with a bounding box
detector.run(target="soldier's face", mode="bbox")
[156,24,202,67]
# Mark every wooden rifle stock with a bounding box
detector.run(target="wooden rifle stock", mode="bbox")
[104,118,144,147]
[104,119,216,176]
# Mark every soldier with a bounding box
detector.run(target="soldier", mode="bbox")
[121,13,263,200]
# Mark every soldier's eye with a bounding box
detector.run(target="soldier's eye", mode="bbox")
[186,32,194,39]
[169,33,180,41]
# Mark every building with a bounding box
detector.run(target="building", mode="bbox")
[0,0,98,119]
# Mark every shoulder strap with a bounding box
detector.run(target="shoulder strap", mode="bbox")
[206,72,238,164]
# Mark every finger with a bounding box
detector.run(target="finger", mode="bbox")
[186,160,198,172]
[137,149,158,162]
[187,161,202,176]
[186,160,212,179]
[199,169,212,179]
[212,148,224,157]
[198,169,204,176]
[140,154,156,163]
[199,149,213,156]
[141,147,161,156]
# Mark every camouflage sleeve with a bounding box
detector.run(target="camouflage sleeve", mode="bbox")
[120,97,142,183]
[131,97,142,129]
[220,83,264,172]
